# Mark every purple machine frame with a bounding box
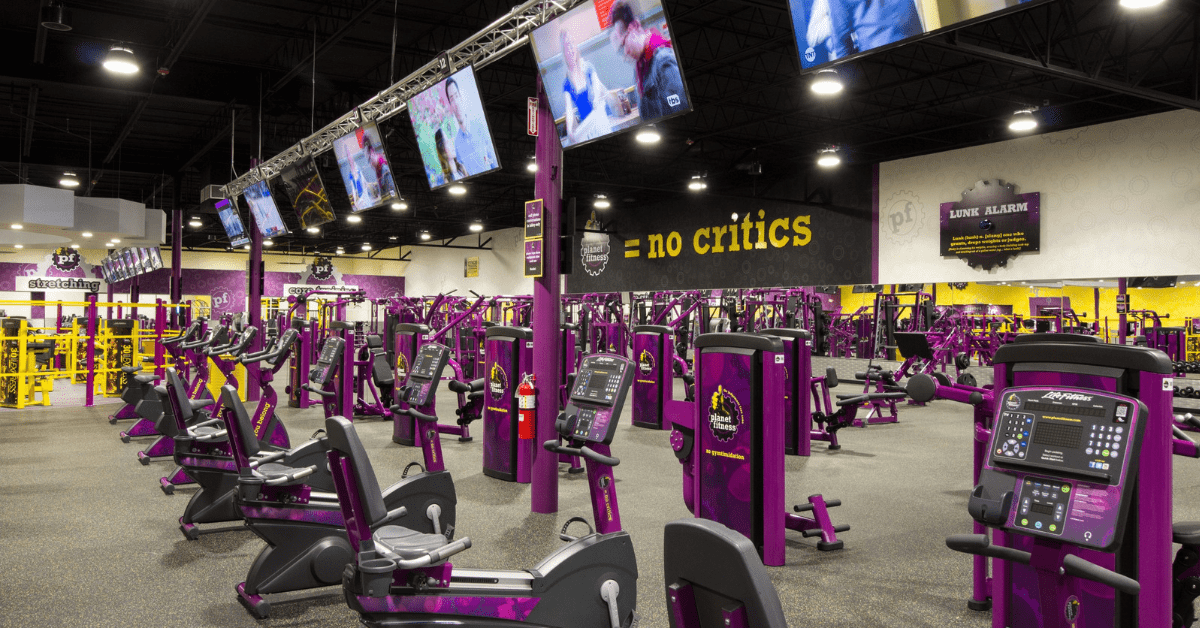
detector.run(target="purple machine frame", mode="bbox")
[671,333,847,566]
[632,325,674,430]
[481,326,533,483]
[391,323,429,445]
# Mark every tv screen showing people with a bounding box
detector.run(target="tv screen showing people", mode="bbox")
[789,0,1039,70]
[216,198,251,247]
[280,157,336,230]
[530,0,692,150]
[243,179,289,238]
[147,246,164,270]
[332,121,400,213]
[407,65,502,190]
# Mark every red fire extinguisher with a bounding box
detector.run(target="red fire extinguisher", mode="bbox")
[518,374,536,440]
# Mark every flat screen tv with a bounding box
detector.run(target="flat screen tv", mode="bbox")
[529,0,692,150]
[280,157,336,230]
[331,121,401,213]
[146,246,164,270]
[406,65,502,190]
[788,0,1044,70]
[121,248,137,278]
[243,179,289,238]
[100,258,115,283]
[216,198,251,247]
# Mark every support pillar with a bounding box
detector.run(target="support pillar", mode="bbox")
[171,177,183,327]
[1119,278,1128,345]
[248,210,263,402]
[531,79,563,514]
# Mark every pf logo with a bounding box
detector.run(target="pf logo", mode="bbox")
[52,247,82,272]
[212,290,232,310]
[884,191,924,244]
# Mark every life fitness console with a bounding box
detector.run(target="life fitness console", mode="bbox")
[556,354,635,446]
[400,343,450,408]
[970,387,1146,550]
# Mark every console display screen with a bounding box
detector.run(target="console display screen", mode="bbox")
[1022,401,1107,419]
[411,345,445,380]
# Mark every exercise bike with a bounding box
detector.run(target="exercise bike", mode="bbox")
[222,341,460,618]
[331,353,639,627]
[110,317,204,424]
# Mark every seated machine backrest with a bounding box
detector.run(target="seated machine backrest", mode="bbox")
[325,416,389,527]
[663,519,787,628]
[366,334,393,386]
[163,369,193,434]
[220,384,260,458]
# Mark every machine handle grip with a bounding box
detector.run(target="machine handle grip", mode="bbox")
[391,406,438,423]
[161,335,186,346]
[1061,554,1140,595]
[835,392,908,407]
[263,465,317,486]
[945,534,1032,565]
[543,440,620,466]
[854,369,894,380]
[1181,413,1200,431]
[447,380,475,394]
[249,450,286,468]
[303,384,336,398]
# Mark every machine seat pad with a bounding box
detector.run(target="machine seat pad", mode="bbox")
[134,374,158,384]
[256,463,310,485]
[373,526,455,560]
[122,366,142,375]
[372,354,395,386]
[1173,521,1200,545]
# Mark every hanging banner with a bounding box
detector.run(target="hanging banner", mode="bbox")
[940,180,1041,271]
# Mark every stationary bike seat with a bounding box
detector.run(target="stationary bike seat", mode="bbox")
[256,463,313,486]
[1174,521,1200,545]
[122,366,142,375]
[133,374,157,385]
[373,526,455,561]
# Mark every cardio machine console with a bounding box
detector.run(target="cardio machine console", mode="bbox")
[310,337,345,385]
[403,343,450,407]
[975,387,1146,550]
[561,354,634,445]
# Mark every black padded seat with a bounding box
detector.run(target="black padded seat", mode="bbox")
[122,366,142,375]
[373,526,454,560]
[189,396,213,411]
[134,374,157,384]
[1174,522,1200,545]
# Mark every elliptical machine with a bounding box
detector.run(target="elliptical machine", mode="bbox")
[223,341,460,618]
[331,352,639,628]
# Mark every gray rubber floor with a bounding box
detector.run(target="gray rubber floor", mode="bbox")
[2,369,1199,628]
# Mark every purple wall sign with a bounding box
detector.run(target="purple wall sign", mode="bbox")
[524,240,543,278]
[524,199,543,241]
[483,338,516,479]
[939,179,1040,271]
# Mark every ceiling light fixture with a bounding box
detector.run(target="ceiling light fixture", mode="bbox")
[188,219,202,228]
[102,45,139,74]
[59,171,80,188]
[111,238,120,243]
[420,232,432,241]
[391,199,408,210]
[1008,108,1038,132]
[389,235,398,241]
[593,194,611,209]
[347,215,362,223]
[14,244,23,249]
[306,226,320,234]
[361,243,372,251]
[40,2,72,32]
[11,224,22,230]
[469,222,483,232]
[687,174,707,191]
[243,244,251,250]
[810,69,844,95]
[817,147,841,168]
[448,183,467,196]
[263,239,273,247]
[526,156,538,173]
[635,124,661,144]
[1119,0,1165,7]
[81,231,92,238]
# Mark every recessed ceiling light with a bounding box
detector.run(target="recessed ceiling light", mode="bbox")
[14,244,23,249]
[810,69,844,95]
[635,124,661,144]
[11,224,22,230]
[263,239,273,247]
[687,175,707,191]
[469,222,483,232]
[361,243,372,251]
[347,215,362,223]
[110,238,120,243]
[102,45,139,74]
[389,235,398,241]
[817,148,841,168]
[420,232,431,241]
[81,232,93,238]
[448,184,466,196]
[593,195,610,209]
[188,219,202,228]
[59,172,80,188]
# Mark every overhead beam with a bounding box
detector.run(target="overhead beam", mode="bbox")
[926,38,1200,112]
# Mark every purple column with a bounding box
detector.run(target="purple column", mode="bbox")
[85,294,97,408]
[171,206,183,322]
[130,275,141,304]
[531,80,563,514]
[247,212,263,402]
[1118,278,1127,345]
[1093,287,1100,336]
[30,292,45,324]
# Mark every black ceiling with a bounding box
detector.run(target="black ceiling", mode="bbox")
[1,0,1196,257]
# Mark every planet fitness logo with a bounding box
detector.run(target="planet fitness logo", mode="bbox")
[310,256,335,281]
[1005,394,1021,410]
[395,353,409,381]
[638,349,655,375]
[580,212,610,277]
[708,385,743,443]
[52,247,82,272]
[488,363,509,402]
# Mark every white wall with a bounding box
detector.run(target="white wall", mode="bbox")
[401,227,531,297]
[878,109,1200,283]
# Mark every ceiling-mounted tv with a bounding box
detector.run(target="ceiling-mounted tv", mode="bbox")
[243,179,289,238]
[529,0,692,150]
[407,65,502,190]
[280,157,336,230]
[146,246,164,270]
[215,198,250,247]
[788,0,1045,70]
[331,121,401,213]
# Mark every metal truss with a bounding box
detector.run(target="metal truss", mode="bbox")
[221,0,582,199]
